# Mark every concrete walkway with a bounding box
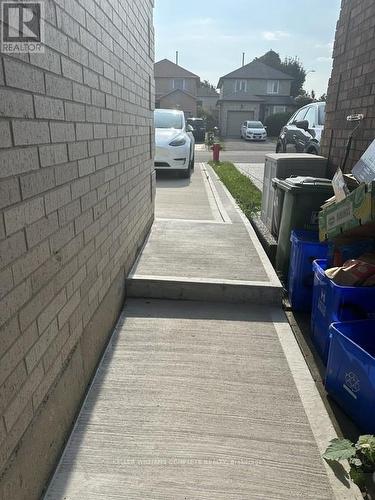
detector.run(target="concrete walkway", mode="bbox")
[234,163,265,192]
[44,164,359,500]
[127,164,281,304]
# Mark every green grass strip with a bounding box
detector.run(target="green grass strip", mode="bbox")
[209,161,261,219]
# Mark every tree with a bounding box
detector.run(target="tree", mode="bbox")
[281,57,306,97]
[265,111,293,137]
[254,51,306,97]
[197,105,219,131]
[294,91,314,107]
[295,95,314,107]
[256,50,282,69]
[200,80,217,91]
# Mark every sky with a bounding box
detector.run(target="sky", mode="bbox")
[154,0,342,96]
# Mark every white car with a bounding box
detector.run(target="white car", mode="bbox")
[154,109,195,178]
[240,120,267,141]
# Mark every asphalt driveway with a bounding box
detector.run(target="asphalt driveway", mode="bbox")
[223,138,276,151]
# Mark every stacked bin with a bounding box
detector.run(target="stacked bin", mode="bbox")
[311,260,375,364]
[326,320,375,434]
[288,231,329,312]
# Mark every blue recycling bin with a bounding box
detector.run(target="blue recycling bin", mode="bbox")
[311,260,375,363]
[326,320,375,433]
[288,230,329,311]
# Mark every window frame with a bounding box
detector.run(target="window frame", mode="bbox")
[267,80,280,95]
[273,105,286,114]
[173,78,186,90]
[235,80,247,93]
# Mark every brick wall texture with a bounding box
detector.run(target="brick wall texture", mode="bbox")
[321,0,375,173]
[0,0,155,496]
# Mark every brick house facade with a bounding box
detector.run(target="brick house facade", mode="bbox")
[217,60,296,137]
[0,1,155,498]
[154,59,200,117]
[321,0,375,174]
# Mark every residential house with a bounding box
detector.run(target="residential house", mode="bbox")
[155,59,200,117]
[217,60,296,136]
[197,86,220,114]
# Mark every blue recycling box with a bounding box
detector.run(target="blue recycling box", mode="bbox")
[311,260,375,363]
[326,321,375,433]
[288,230,328,311]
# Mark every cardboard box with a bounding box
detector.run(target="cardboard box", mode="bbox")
[319,181,375,241]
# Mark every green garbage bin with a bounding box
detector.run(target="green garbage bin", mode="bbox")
[271,181,285,239]
[274,176,333,282]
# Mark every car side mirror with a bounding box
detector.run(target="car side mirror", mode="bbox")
[264,126,267,129]
[296,120,309,131]
[187,125,194,132]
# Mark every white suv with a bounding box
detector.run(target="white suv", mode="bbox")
[154,109,195,178]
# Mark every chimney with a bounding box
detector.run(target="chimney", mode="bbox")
[242,52,245,67]
[176,51,179,65]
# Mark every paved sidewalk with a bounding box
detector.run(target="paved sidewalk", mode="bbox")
[46,300,335,500]
[128,164,281,304]
[44,164,359,500]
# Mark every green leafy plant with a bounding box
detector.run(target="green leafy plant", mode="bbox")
[324,436,375,496]
[264,112,293,137]
[206,132,224,151]
[208,161,261,218]
[209,143,222,151]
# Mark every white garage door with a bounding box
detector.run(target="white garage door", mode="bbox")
[226,111,255,137]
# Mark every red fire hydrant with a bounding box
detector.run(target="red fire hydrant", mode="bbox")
[212,143,221,162]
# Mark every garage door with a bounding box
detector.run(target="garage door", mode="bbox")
[226,111,255,137]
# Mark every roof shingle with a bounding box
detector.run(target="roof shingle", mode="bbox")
[155,59,199,79]
[197,87,219,97]
[218,60,293,87]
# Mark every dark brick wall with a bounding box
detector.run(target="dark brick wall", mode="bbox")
[321,0,375,174]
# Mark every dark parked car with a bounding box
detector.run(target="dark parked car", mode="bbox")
[186,117,206,142]
[276,102,326,155]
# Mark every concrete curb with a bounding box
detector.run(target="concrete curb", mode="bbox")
[271,308,362,500]
[127,275,282,304]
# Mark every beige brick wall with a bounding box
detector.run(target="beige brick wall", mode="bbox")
[159,91,198,117]
[0,0,155,497]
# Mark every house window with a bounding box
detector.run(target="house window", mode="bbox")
[173,79,185,90]
[267,80,280,94]
[235,80,247,92]
[273,105,286,114]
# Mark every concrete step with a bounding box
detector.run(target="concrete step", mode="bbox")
[126,275,282,305]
